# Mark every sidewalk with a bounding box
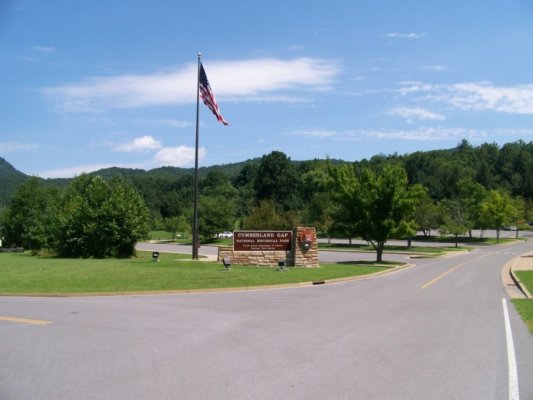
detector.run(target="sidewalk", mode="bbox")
[504,252,533,299]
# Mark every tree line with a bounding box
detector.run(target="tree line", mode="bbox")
[1,139,532,259]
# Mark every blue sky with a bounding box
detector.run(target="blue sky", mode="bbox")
[2,0,533,178]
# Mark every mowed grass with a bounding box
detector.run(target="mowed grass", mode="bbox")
[512,299,533,334]
[516,271,533,294]
[148,230,175,240]
[512,271,533,334]
[0,251,392,295]
[318,243,467,255]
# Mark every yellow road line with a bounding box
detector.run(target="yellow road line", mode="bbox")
[422,263,465,289]
[0,316,52,325]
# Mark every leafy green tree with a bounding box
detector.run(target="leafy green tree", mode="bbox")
[300,163,335,239]
[411,185,438,237]
[201,170,238,198]
[304,192,335,240]
[457,178,487,237]
[0,177,61,251]
[198,195,235,240]
[242,200,291,230]
[57,175,150,257]
[254,151,301,211]
[479,190,518,242]
[397,184,430,248]
[438,199,469,247]
[233,163,258,188]
[163,215,189,240]
[232,163,258,220]
[160,191,184,218]
[329,162,416,262]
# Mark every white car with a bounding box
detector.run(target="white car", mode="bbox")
[218,231,233,239]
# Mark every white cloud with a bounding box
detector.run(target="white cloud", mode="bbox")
[396,81,434,95]
[112,135,206,168]
[43,57,341,112]
[114,135,162,152]
[292,127,487,142]
[361,127,474,141]
[157,119,191,128]
[287,129,338,138]
[442,82,533,114]
[386,107,446,123]
[38,163,118,179]
[383,32,425,39]
[154,146,205,167]
[492,128,533,137]
[36,143,206,177]
[397,81,533,115]
[365,127,533,141]
[0,142,39,152]
[223,95,312,104]
[31,46,55,54]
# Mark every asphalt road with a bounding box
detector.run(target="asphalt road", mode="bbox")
[1,241,533,399]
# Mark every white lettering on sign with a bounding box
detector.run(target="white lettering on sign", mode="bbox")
[234,231,293,251]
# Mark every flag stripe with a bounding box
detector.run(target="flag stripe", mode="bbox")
[199,63,228,125]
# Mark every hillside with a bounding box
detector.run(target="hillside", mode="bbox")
[0,157,264,206]
[3,139,533,207]
[0,158,29,206]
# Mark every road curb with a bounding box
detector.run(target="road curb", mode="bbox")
[320,263,414,285]
[506,253,533,299]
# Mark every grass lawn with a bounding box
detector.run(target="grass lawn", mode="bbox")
[512,271,533,334]
[516,271,533,294]
[512,299,533,334]
[318,243,467,255]
[0,251,393,295]
[411,235,519,245]
[148,230,175,240]
[148,230,232,246]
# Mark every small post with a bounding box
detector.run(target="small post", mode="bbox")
[222,257,232,271]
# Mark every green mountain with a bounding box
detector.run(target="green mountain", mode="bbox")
[0,158,29,206]
[0,157,264,206]
[85,158,264,181]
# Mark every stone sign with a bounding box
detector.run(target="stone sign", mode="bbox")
[233,230,293,251]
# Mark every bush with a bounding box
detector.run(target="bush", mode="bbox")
[55,175,151,258]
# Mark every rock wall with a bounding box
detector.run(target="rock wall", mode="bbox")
[217,227,319,268]
[290,226,319,268]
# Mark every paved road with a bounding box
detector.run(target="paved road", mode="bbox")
[1,241,533,399]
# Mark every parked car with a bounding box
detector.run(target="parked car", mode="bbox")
[503,226,518,231]
[218,231,233,239]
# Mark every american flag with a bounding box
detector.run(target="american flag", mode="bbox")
[199,63,229,126]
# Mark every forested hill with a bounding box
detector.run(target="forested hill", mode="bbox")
[2,139,533,208]
[0,156,263,206]
[0,158,29,206]
[90,158,263,181]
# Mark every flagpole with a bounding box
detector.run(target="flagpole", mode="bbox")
[192,52,201,260]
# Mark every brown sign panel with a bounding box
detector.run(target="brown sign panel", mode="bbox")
[233,231,293,251]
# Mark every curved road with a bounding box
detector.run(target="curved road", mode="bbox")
[1,241,533,399]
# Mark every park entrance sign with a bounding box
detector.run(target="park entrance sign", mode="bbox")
[233,231,292,252]
[218,227,319,268]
